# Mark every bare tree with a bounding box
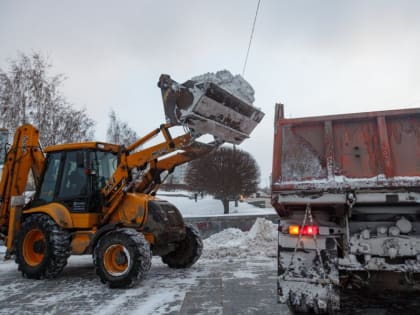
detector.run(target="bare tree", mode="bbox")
[185,146,260,214]
[106,109,138,146]
[0,52,95,146]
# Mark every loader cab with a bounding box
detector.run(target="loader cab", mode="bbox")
[33,143,119,212]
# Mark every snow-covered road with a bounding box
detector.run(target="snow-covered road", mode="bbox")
[1,194,417,314]
[0,219,285,315]
[0,255,282,315]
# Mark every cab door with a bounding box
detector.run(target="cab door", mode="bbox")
[56,150,90,212]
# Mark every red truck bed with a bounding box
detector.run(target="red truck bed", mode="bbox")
[272,104,420,194]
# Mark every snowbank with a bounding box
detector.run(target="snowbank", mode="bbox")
[202,218,277,259]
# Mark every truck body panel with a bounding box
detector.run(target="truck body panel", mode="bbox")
[272,105,420,216]
[272,104,420,313]
[272,105,420,192]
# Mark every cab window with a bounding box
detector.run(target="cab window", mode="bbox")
[38,152,61,203]
[58,151,88,199]
[90,151,118,190]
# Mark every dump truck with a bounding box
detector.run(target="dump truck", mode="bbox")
[0,73,263,288]
[272,104,420,313]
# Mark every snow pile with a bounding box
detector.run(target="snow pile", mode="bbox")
[191,70,255,104]
[202,218,277,259]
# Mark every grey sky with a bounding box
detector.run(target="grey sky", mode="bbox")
[1,0,420,185]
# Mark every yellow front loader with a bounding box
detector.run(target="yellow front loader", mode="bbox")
[0,74,263,287]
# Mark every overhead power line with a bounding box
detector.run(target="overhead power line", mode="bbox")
[242,0,261,77]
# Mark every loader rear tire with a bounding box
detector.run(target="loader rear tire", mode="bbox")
[162,224,203,268]
[15,214,71,279]
[93,229,151,288]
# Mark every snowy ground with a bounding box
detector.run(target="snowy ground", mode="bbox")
[0,219,283,315]
[0,193,280,314]
[1,193,413,314]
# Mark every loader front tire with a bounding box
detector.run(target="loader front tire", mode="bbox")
[162,224,203,268]
[93,229,151,288]
[15,214,71,279]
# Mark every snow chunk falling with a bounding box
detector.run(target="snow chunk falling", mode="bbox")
[202,218,277,259]
[191,70,255,104]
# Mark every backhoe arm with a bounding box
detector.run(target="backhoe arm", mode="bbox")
[0,125,45,248]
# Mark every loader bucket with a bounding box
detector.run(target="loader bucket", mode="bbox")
[158,74,264,145]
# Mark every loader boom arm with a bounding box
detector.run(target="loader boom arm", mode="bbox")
[99,72,263,224]
[100,124,218,223]
[133,138,216,194]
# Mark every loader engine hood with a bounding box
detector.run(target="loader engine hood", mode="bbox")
[158,70,264,145]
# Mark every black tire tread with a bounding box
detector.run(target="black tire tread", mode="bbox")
[162,224,203,269]
[15,214,71,279]
[93,228,151,288]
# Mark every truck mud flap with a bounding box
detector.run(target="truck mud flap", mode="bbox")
[158,74,264,145]
[278,248,340,314]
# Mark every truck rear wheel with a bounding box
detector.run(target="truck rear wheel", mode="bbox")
[162,224,203,268]
[15,214,71,279]
[93,228,151,288]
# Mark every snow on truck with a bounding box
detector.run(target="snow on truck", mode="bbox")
[272,103,420,313]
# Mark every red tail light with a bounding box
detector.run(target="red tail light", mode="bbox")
[302,225,319,235]
[288,225,319,236]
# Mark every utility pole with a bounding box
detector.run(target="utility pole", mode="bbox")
[233,144,239,207]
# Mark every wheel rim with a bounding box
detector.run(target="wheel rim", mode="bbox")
[23,229,46,267]
[103,244,131,276]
